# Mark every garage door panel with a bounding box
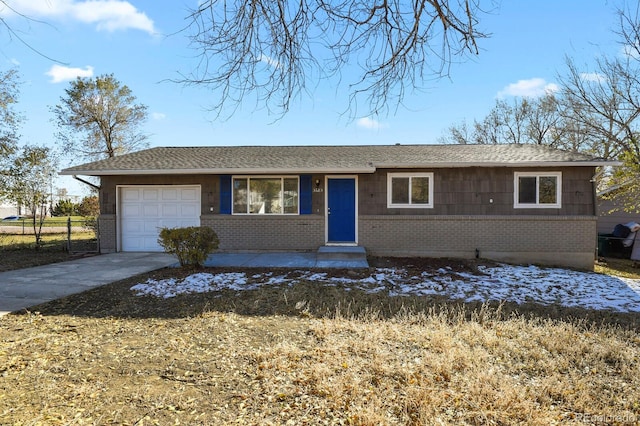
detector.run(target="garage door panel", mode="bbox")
[180,188,197,201]
[143,204,160,216]
[122,220,145,233]
[159,219,181,229]
[124,238,161,252]
[161,204,179,216]
[180,204,198,216]
[162,189,178,200]
[143,237,162,251]
[143,222,162,233]
[120,186,201,252]
[143,189,159,200]
[122,204,141,217]
[123,188,141,201]
[123,238,145,251]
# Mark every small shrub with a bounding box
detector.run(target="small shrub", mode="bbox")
[158,226,219,267]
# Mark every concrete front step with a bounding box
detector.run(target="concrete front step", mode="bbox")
[317,246,367,261]
[316,246,369,268]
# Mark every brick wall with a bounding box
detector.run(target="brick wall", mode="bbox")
[101,212,596,268]
[359,215,597,270]
[201,214,324,251]
[98,214,116,253]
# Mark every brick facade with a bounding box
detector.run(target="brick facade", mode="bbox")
[98,214,116,253]
[201,214,324,251]
[359,215,596,269]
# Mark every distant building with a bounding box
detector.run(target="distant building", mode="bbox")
[0,202,20,218]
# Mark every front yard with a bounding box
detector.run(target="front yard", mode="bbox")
[2,257,640,424]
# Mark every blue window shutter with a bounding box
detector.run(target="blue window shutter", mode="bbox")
[300,175,312,214]
[220,175,231,214]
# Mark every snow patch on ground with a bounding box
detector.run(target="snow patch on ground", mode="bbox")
[130,264,640,313]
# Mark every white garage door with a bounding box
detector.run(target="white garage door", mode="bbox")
[120,185,201,252]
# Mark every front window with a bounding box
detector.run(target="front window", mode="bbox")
[233,177,299,214]
[514,172,561,208]
[387,173,434,208]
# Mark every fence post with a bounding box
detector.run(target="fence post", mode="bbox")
[67,217,72,253]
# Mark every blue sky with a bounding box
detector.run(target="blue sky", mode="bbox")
[0,0,624,196]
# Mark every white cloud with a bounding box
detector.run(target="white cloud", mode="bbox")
[152,112,166,120]
[580,72,606,83]
[45,64,94,83]
[497,78,559,98]
[1,0,156,34]
[259,54,281,69]
[622,44,640,60]
[356,117,387,130]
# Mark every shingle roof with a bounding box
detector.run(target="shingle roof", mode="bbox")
[59,144,614,176]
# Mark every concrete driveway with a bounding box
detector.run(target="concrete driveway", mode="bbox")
[0,249,369,317]
[0,252,177,316]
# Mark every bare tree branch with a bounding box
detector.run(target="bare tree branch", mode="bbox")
[0,0,67,64]
[178,0,491,119]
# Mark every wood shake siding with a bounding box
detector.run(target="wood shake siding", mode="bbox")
[359,167,595,216]
[99,167,595,218]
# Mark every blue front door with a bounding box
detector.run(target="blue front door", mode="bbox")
[327,178,356,243]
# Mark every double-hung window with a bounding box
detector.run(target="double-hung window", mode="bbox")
[514,172,561,208]
[387,173,434,208]
[232,176,299,214]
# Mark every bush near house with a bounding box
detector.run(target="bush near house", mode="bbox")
[158,226,219,267]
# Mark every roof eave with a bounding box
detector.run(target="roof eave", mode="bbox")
[59,160,621,176]
[376,161,621,168]
[59,167,377,176]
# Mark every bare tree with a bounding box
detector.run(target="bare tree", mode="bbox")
[439,118,473,144]
[558,56,640,161]
[524,95,565,148]
[583,2,640,211]
[440,94,565,147]
[615,1,640,60]
[53,74,149,161]
[181,0,491,119]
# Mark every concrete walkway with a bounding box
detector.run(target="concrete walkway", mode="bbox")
[0,252,177,316]
[204,248,369,269]
[0,250,369,316]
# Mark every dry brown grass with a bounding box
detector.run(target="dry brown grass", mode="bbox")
[0,232,97,272]
[595,257,640,279]
[2,260,640,425]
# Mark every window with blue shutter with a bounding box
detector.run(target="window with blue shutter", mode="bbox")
[220,175,232,214]
[300,175,312,214]
[223,174,311,215]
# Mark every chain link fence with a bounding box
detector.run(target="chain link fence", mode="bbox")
[0,217,99,253]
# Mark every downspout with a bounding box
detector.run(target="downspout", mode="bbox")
[591,168,601,260]
[590,168,605,217]
[72,175,100,191]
